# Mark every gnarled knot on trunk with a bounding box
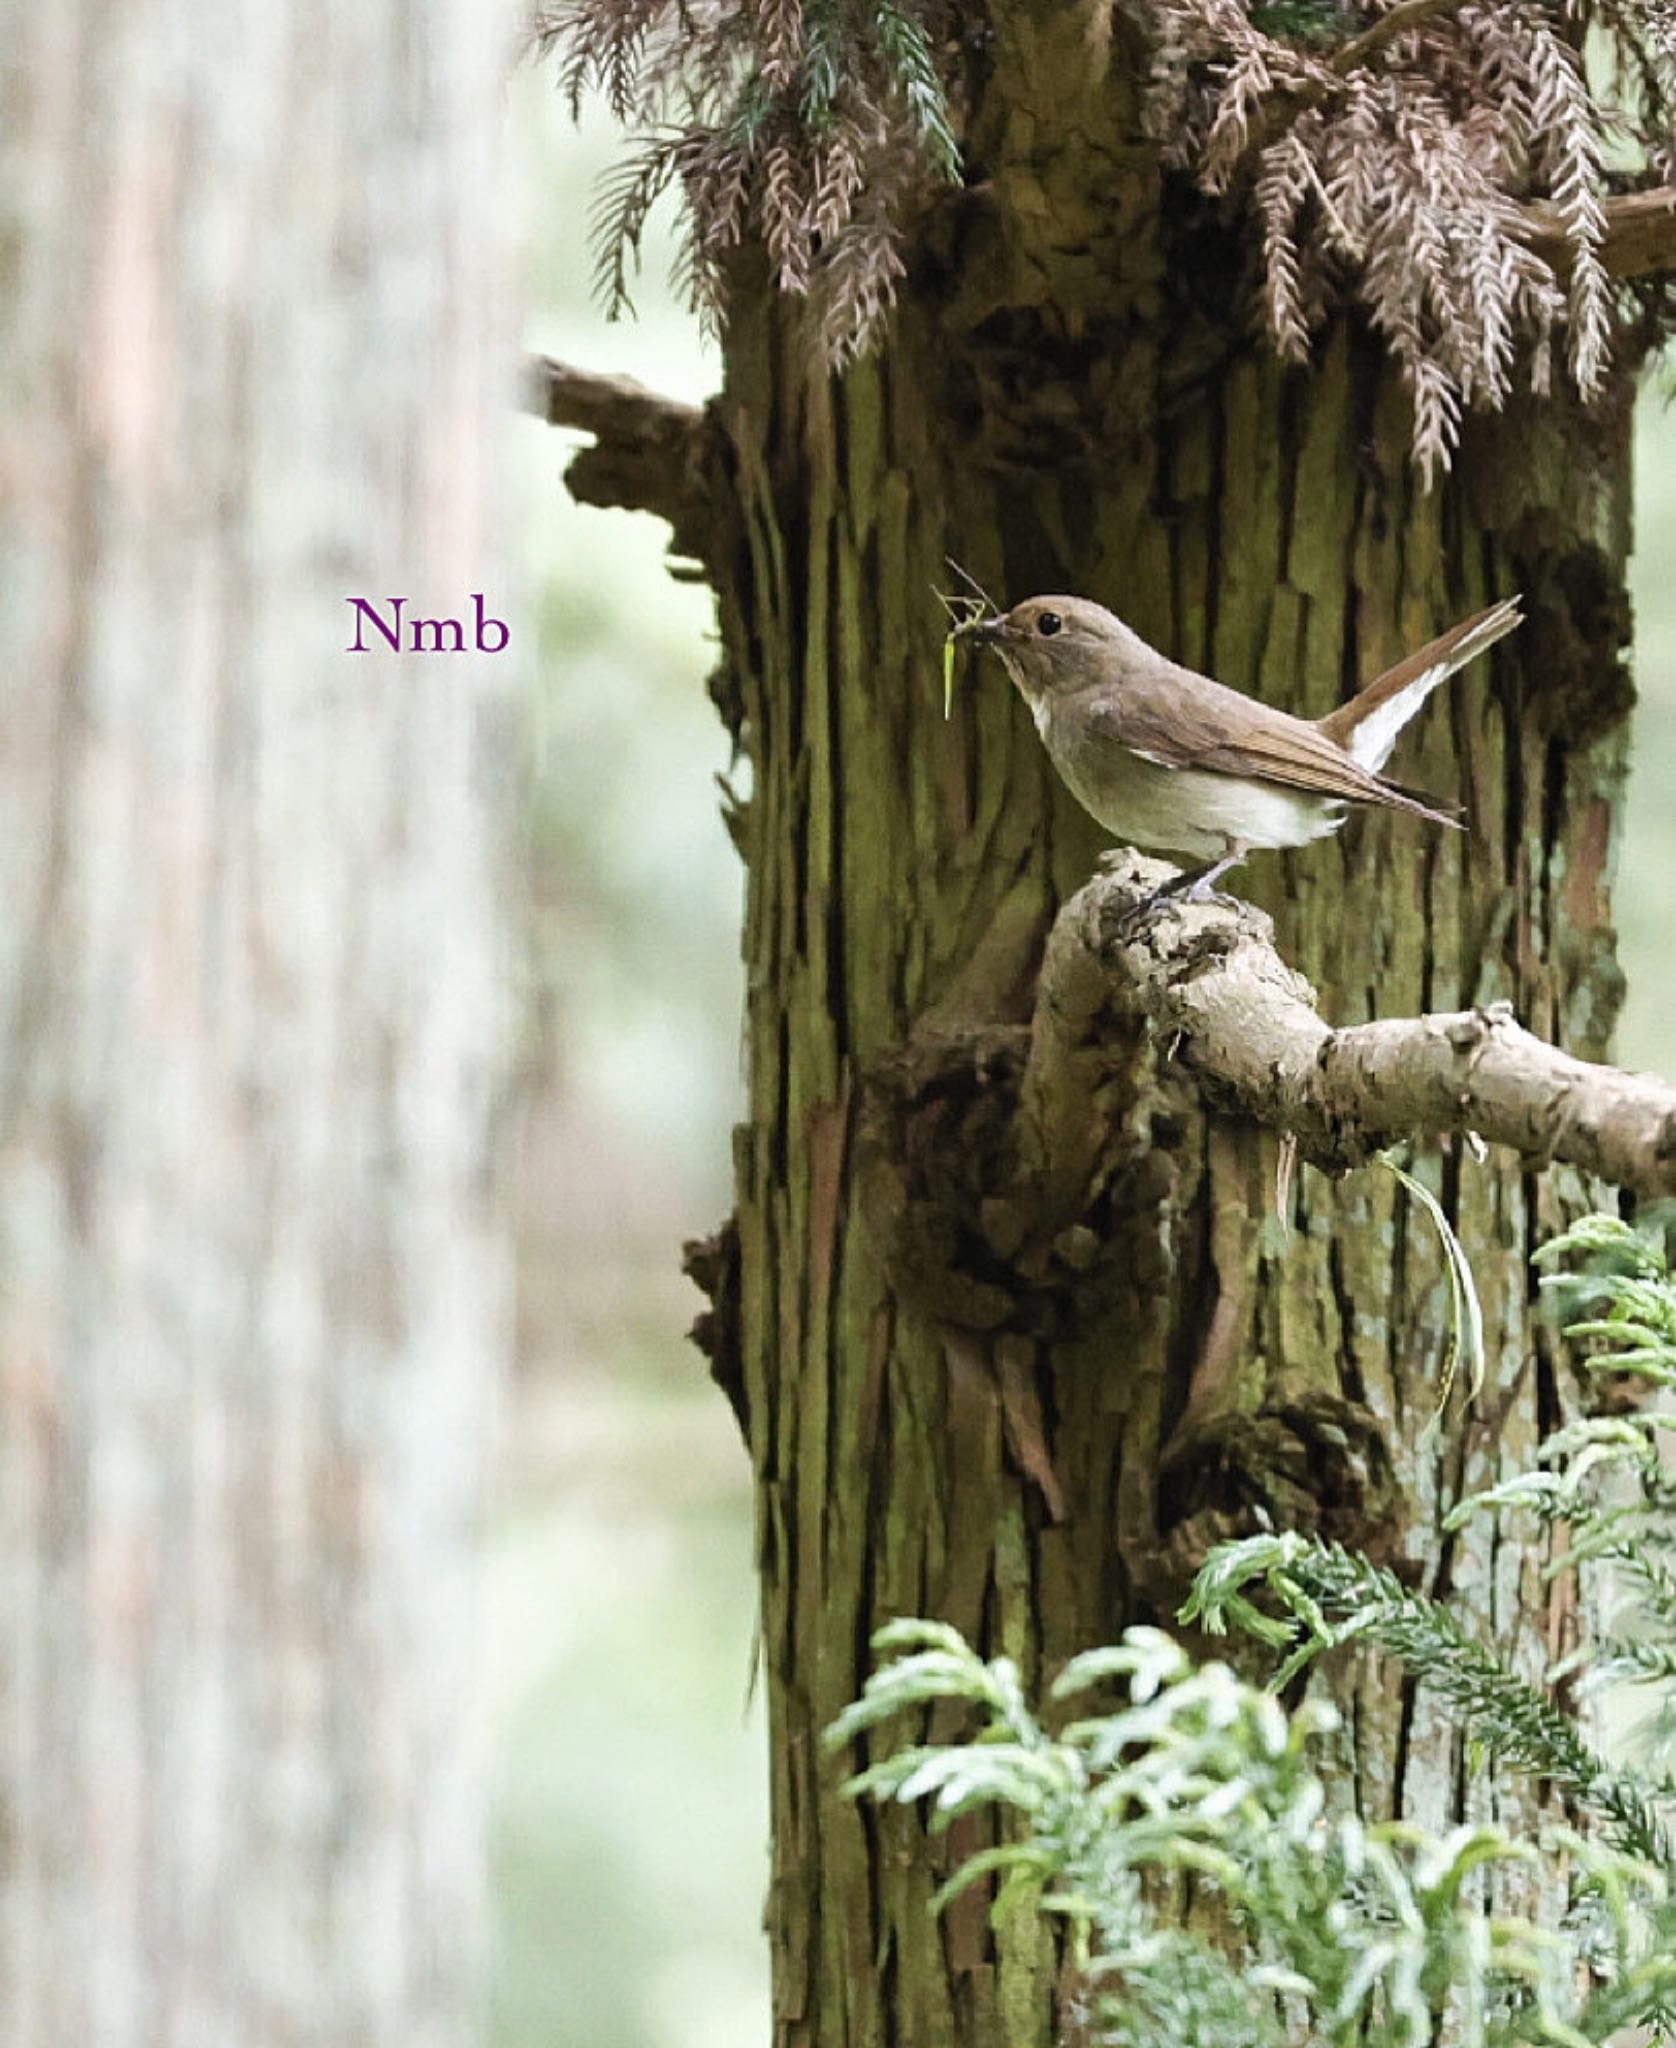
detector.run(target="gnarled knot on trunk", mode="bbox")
[854,838,1676,1345]
[855,1020,1179,1337]
[1143,1391,1407,1608]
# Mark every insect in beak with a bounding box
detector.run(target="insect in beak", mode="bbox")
[934,563,1005,718]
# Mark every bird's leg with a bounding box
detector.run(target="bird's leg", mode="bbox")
[1172,851,1244,903]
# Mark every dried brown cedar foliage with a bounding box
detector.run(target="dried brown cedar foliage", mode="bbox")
[537,0,1676,475]
[531,0,958,365]
[1143,0,1676,478]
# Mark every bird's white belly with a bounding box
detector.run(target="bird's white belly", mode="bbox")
[1041,707,1345,860]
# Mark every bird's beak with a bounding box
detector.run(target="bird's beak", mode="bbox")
[954,614,1008,644]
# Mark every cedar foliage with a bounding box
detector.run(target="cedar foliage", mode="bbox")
[828,1215,1676,2048]
[533,0,1676,474]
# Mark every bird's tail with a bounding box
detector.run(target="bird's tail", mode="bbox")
[1318,597,1523,772]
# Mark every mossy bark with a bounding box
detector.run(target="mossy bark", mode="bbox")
[704,20,1634,2045]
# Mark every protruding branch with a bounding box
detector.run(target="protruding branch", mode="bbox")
[1520,185,1676,282]
[522,354,716,566]
[1244,0,1465,155]
[1327,0,1463,80]
[1034,853,1676,1196]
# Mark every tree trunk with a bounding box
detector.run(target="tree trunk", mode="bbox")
[0,5,513,2045]
[704,20,1634,2047]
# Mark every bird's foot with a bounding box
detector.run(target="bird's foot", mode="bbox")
[1112,883,1206,935]
[1114,857,1246,933]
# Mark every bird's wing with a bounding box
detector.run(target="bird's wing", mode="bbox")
[1082,669,1459,825]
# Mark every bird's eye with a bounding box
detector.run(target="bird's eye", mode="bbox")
[1036,611,1063,637]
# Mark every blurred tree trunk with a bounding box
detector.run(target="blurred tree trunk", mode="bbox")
[699,16,1634,2048]
[0,6,513,2047]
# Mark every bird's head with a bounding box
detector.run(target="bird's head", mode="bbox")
[955,594,1135,705]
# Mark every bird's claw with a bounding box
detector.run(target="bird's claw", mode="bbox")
[1113,880,1246,937]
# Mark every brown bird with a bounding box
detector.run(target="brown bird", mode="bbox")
[958,594,1521,907]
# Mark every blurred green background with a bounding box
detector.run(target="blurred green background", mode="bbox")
[493,76,756,2048]
[493,68,1676,2048]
